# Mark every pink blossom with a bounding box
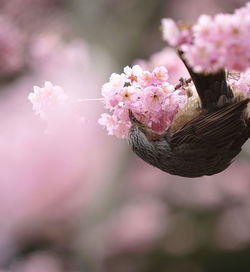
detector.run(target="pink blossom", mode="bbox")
[28,81,69,119]
[101,73,126,109]
[229,70,250,98]
[182,42,225,73]
[161,18,181,47]
[163,2,250,73]
[152,66,169,83]
[163,90,186,122]
[108,73,126,90]
[98,113,117,135]
[161,18,192,47]
[143,86,165,111]
[113,121,132,139]
[123,65,143,83]
[193,15,213,38]
[99,64,187,138]
[138,71,154,87]
[135,47,189,84]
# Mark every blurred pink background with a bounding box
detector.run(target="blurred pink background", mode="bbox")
[0,0,249,271]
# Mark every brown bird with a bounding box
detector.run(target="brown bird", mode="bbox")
[128,51,250,178]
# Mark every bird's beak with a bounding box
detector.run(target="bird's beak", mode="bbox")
[128,109,141,125]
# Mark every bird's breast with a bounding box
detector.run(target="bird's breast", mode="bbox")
[170,94,206,135]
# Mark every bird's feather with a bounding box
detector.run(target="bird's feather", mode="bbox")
[171,98,249,150]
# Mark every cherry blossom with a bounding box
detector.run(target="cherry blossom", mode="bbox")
[162,18,181,47]
[28,81,69,119]
[135,47,189,84]
[99,65,187,138]
[162,2,250,73]
[229,70,250,98]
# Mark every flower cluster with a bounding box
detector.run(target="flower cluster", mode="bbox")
[161,18,192,47]
[28,81,69,119]
[229,70,250,98]
[135,47,190,84]
[162,2,250,73]
[99,65,187,138]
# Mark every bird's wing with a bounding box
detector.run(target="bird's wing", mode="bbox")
[171,98,249,151]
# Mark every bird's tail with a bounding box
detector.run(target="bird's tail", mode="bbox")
[177,50,234,110]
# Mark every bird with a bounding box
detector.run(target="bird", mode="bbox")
[128,51,250,178]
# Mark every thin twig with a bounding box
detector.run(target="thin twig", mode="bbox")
[77,98,104,102]
[175,77,192,90]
